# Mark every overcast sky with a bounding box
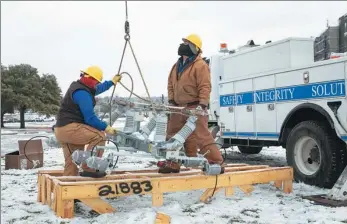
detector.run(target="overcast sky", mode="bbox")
[1,1,347,98]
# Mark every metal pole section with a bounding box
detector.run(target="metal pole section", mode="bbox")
[104,151,155,159]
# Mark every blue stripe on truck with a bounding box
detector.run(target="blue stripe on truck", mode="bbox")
[220,79,346,107]
[222,132,279,138]
[222,132,347,141]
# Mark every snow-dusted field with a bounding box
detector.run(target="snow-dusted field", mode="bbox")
[2,121,56,129]
[1,120,346,224]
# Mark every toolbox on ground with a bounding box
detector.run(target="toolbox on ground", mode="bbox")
[5,139,44,170]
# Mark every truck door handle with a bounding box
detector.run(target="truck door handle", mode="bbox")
[268,104,275,111]
[246,105,252,112]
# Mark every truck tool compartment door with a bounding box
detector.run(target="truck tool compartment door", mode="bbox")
[219,82,236,135]
[234,79,254,138]
[254,75,277,139]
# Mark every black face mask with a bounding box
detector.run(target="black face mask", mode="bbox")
[178,43,195,56]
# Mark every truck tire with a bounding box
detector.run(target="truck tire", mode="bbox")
[238,146,263,154]
[286,120,346,188]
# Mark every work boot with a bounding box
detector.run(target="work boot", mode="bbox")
[157,160,181,174]
[79,170,106,178]
[79,162,106,178]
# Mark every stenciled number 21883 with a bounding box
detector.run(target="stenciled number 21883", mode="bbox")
[98,180,153,197]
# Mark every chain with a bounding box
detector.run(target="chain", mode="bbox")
[102,0,154,125]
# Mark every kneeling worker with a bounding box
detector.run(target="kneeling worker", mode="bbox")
[54,65,120,177]
[160,34,224,173]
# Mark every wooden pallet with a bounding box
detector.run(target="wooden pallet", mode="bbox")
[37,164,293,220]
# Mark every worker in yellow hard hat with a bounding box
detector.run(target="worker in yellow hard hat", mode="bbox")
[54,65,121,177]
[160,33,223,173]
[181,33,203,55]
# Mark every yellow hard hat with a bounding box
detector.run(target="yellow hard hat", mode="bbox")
[182,34,202,51]
[81,65,103,82]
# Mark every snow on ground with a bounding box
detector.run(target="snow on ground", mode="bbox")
[3,121,55,129]
[1,130,18,136]
[1,120,347,224]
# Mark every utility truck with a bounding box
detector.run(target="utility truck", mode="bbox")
[206,37,347,188]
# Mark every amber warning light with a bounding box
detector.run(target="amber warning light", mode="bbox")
[220,43,228,53]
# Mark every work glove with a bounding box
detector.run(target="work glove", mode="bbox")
[105,125,117,135]
[112,74,122,85]
[196,104,207,110]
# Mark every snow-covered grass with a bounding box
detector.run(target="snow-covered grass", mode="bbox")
[3,121,55,129]
[1,122,347,223]
[1,130,18,136]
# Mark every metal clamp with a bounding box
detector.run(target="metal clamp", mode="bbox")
[124,19,130,40]
[303,71,309,84]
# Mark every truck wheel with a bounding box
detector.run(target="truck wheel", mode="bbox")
[238,146,263,154]
[286,120,346,188]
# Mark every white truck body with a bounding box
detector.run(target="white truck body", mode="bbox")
[207,37,347,188]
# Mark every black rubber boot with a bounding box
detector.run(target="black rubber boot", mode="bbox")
[79,171,107,178]
[158,166,180,174]
[157,160,180,174]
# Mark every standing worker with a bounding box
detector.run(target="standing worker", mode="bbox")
[54,65,121,177]
[160,34,224,173]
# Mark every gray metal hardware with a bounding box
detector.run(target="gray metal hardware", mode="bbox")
[303,71,309,84]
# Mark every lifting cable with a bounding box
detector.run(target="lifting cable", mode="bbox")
[101,1,154,125]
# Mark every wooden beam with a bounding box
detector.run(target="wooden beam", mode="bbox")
[152,193,164,207]
[152,180,163,206]
[225,187,234,197]
[52,186,56,212]
[50,165,266,183]
[238,185,254,195]
[283,180,293,193]
[37,164,248,177]
[37,169,64,175]
[52,179,61,212]
[37,174,42,203]
[274,180,282,189]
[62,199,74,219]
[224,163,248,167]
[200,188,221,202]
[55,186,63,217]
[46,177,52,206]
[39,165,294,219]
[41,174,47,204]
[224,165,269,172]
[55,184,74,219]
[55,170,203,182]
[155,212,171,224]
[59,167,293,200]
[57,165,272,185]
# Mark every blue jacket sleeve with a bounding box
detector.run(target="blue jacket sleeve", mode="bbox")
[72,90,108,131]
[95,80,114,96]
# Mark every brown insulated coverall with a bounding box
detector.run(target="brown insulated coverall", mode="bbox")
[54,81,106,176]
[167,55,223,164]
[54,123,106,176]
